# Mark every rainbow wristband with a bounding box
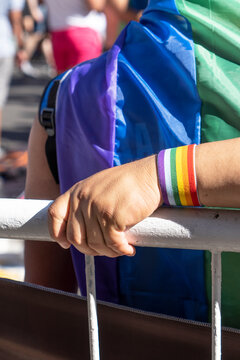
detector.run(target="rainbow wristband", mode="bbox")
[157,144,201,207]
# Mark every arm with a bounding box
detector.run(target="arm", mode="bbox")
[9,8,27,66]
[85,0,106,12]
[24,117,78,293]
[9,9,24,49]
[26,0,44,22]
[196,138,240,208]
[48,138,240,258]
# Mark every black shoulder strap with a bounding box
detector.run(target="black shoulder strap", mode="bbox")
[39,80,60,136]
[39,80,60,184]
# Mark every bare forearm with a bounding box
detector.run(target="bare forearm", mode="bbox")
[196,138,240,208]
[48,137,240,258]
[9,10,24,49]
[25,118,77,293]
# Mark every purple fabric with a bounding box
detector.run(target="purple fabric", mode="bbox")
[55,30,126,303]
[53,1,206,321]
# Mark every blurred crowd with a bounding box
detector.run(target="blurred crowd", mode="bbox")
[0,0,148,175]
[0,0,148,280]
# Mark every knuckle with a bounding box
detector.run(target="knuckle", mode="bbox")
[99,210,115,230]
[67,231,80,246]
[102,209,125,233]
[48,203,57,220]
[112,211,126,232]
[88,241,100,250]
[70,191,81,210]
[91,198,104,216]
[76,186,91,201]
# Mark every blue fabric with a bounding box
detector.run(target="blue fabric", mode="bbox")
[39,72,68,115]
[142,0,178,14]
[49,0,208,321]
[114,3,206,321]
[129,0,148,11]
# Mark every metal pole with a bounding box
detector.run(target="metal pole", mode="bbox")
[211,251,222,360]
[0,199,233,360]
[1,200,240,253]
[85,255,100,360]
[0,199,52,240]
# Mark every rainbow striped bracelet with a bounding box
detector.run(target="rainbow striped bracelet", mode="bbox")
[157,144,201,207]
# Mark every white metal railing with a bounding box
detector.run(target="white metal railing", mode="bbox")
[1,199,240,360]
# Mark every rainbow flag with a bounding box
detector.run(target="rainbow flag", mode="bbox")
[167,0,240,328]
[41,0,240,327]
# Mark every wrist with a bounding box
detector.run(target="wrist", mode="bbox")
[142,154,164,208]
[157,145,201,207]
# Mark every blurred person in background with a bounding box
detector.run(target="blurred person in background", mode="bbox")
[42,0,107,74]
[120,0,148,23]
[0,0,26,158]
[20,0,56,78]
[103,3,120,51]
[104,0,148,50]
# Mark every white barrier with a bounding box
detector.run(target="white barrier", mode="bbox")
[1,199,240,360]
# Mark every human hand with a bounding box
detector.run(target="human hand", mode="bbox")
[48,155,162,257]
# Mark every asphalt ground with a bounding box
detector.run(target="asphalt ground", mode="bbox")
[0,63,50,198]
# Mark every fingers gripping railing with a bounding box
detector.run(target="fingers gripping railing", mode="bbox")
[1,200,240,360]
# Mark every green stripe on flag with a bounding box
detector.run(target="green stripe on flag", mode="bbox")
[176,0,240,329]
[175,0,240,143]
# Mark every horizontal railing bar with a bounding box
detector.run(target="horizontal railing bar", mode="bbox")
[128,207,240,252]
[0,199,52,241]
[0,199,240,252]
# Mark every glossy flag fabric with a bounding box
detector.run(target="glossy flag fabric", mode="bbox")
[40,0,240,327]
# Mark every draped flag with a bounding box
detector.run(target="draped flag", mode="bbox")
[40,0,240,327]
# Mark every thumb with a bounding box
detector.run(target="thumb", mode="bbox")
[48,191,71,249]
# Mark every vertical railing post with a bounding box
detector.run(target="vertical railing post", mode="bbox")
[211,251,222,360]
[85,255,100,360]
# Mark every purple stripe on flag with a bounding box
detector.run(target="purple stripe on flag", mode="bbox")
[158,150,170,205]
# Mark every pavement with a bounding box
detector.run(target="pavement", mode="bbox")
[0,61,51,281]
[0,62,50,198]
